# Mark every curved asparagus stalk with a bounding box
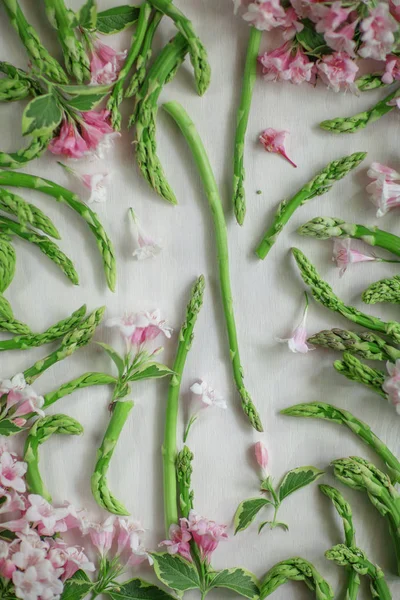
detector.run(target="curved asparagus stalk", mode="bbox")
[309,328,400,362]
[0,171,116,291]
[334,351,386,398]
[0,304,86,352]
[107,2,152,130]
[281,402,400,482]
[292,248,400,344]
[43,372,117,409]
[319,485,360,600]
[24,414,83,501]
[163,101,263,432]
[148,0,211,96]
[326,544,392,600]
[232,26,262,226]
[260,557,334,599]
[0,188,60,239]
[162,276,205,533]
[363,275,400,305]
[332,457,400,576]
[91,399,134,515]
[320,86,400,133]
[298,216,400,258]
[0,235,15,293]
[0,76,31,102]
[356,73,388,92]
[0,136,51,169]
[0,306,31,335]
[0,215,79,285]
[1,0,68,83]
[255,153,366,259]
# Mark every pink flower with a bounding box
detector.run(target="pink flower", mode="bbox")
[61,546,95,581]
[317,52,358,93]
[86,516,115,556]
[13,391,45,419]
[254,441,269,472]
[80,110,114,150]
[382,55,400,84]
[12,540,47,570]
[0,488,26,514]
[115,518,145,557]
[278,293,314,353]
[12,565,44,600]
[187,511,228,563]
[312,2,352,33]
[259,128,296,167]
[160,522,192,562]
[390,0,400,22]
[279,47,315,85]
[366,162,400,217]
[0,451,27,493]
[359,4,397,61]
[0,518,29,533]
[324,21,357,56]
[143,309,173,342]
[0,373,27,410]
[90,40,127,85]
[332,239,375,277]
[48,120,89,159]
[280,7,304,40]
[383,360,400,413]
[130,208,162,260]
[190,380,226,409]
[25,495,70,536]
[242,0,286,30]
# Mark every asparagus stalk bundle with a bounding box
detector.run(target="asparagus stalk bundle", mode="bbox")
[0,234,15,293]
[0,188,60,239]
[281,402,400,482]
[260,557,334,599]
[332,457,400,575]
[333,351,387,399]
[163,101,263,431]
[255,153,366,259]
[292,248,400,344]
[24,414,83,501]
[326,544,392,599]
[309,328,400,362]
[363,275,400,305]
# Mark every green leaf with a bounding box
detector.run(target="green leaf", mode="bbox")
[60,570,93,600]
[65,93,107,111]
[56,83,113,95]
[258,521,289,534]
[22,94,62,138]
[78,0,97,30]
[208,568,260,599]
[129,362,173,382]
[151,552,200,592]
[296,19,331,55]
[97,342,125,377]
[278,466,324,502]
[96,5,140,34]
[234,498,272,534]
[0,420,23,436]
[107,578,175,599]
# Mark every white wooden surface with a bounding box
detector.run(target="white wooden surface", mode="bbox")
[1,1,400,597]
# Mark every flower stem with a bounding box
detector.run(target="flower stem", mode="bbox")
[233,26,262,226]
[183,415,197,443]
[163,101,263,432]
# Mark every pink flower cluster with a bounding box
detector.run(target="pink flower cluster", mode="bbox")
[106,309,173,349]
[160,510,228,564]
[0,374,44,429]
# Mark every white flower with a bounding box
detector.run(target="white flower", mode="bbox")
[13,566,44,600]
[81,173,110,203]
[190,380,226,409]
[130,208,162,260]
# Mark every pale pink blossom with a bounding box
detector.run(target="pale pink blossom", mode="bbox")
[382,55,400,84]
[48,120,89,159]
[90,40,127,85]
[80,110,114,150]
[0,488,26,514]
[13,392,45,419]
[116,518,145,556]
[106,312,151,346]
[61,546,95,581]
[332,239,375,277]
[160,522,192,562]
[259,41,292,82]
[324,21,357,56]
[366,162,400,217]
[359,3,397,61]
[280,47,315,84]
[86,516,115,556]
[142,309,173,342]
[25,495,69,536]
[383,360,400,413]
[0,451,27,493]
[0,557,16,579]
[0,373,27,409]
[313,2,352,33]
[280,7,304,40]
[259,128,297,167]
[254,441,269,472]
[12,418,27,428]
[243,0,285,30]
[12,565,44,600]
[0,518,29,533]
[81,173,110,203]
[187,511,228,563]
[390,0,400,22]
[190,380,227,409]
[317,52,358,93]
[130,208,162,260]
[12,541,47,570]
[278,294,314,353]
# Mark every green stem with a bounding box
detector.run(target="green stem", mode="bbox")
[43,372,117,408]
[183,415,197,443]
[163,101,262,432]
[233,26,262,226]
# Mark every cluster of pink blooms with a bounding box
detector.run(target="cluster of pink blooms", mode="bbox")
[160,510,228,563]
[0,374,45,430]
[234,0,400,93]
[383,360,400,414]
[106,309,173,349]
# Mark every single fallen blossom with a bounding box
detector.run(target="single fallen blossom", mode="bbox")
[383,360,400,414]
[259,128,297,167]
[332,239,375,277]
[58,163,110,204]
[316,52,358,94]
[129,208,162,260]
[277,293,314,353]
[254,441,269,475]
[366,162,400,217]
[106,309,173,350]
[90,40,127,85]
[184,380,226,442]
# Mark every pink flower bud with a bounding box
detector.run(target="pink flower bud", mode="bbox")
[254,441,269,471]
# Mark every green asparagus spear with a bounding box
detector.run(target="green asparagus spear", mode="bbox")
[334,351,386,398]
[308,328,400,362]
[163,276,205,533]
[332,457,400,576]
[0,304,86,352]
[0,188,60,239]
[281,402,400,482]
[0,235,15,293]
[356,73,388,92]
[1,0,68,83]
[0,303,31,335]
[326,544,392,600]
[0,171,116,291]
[320,87,400,133]
[163,101,263,432]
[24,414,83,501]
[0,215,78,285]
[362,275,400,305]
[176,445,194,520]
[0,136,51,169]
[0,76,31,102]
[43,372,117,409]
[255,153,366,259]
[148,0,210,96]
[43,0,90,83]
[232,27,262,226]
[292,248,400,344]
[260,557,334,599]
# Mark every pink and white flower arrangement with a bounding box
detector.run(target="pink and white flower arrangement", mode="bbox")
[366,162,400,217]
[106,309,173,350]
[278,293,314,353]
